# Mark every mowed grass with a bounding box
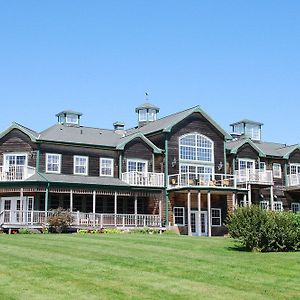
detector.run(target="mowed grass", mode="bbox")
[0,234,299,300]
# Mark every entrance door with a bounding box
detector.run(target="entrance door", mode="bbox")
[239,159,255,181]
[4,154,27,180]
[191,211,208,236]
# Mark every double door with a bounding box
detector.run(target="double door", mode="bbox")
[190,211,207,236]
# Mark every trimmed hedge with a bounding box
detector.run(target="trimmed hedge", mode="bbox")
[226,206,300,252]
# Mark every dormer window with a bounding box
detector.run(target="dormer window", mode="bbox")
[56,110,82,126]
[148,109,157,121]
[135,102,160,127]
[139,109,147,122]
[245,124,260,140]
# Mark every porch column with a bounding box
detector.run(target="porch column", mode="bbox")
[70,190,73,212]
[159,198,162,227]
[207,191,211,237]
[20,188,25,224]
[93,190,96,226]
[134,195,138,227]
[247,184,252,206]
[45,185,49,222]
[243,194,247,207]
[114,192,117,226]
[187,191,191,236]
[270,185,274,211]
[197,191,201,236]
[232,193,236,210]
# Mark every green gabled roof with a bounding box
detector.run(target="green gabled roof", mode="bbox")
[128,105,232,139]
[226,138,266,157]
[117,132,163,153]
[280,144,300,159]
[0,122,39,142]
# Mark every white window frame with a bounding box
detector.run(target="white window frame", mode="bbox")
[127,159,148,173]
[66,114,79,124]
[245,124,261,140]
[273,163,282,179]
[100,158,114,177]
[73,155,88,175]
[259,162,266,171]
[260,200,269,210]
[238,158,255,172]
[179,133,214,163]
[273,201,283,211]
[173,207,185,226]
[138,109,147,122]
[291,203,300,213]
[148,109,157,121]
[211,208,222,227]
[289,163,300,175]
[4,153,28,169]
[45,153,61,174]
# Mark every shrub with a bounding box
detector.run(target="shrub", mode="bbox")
[18,228,32,234]
[129,227,160,234]
[101,228,122,234]
[47,207,73,233]
[226,206,300,252]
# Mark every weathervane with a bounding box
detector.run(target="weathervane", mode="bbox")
[145,92,149,102]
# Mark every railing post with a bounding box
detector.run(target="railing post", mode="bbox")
[122,215,125,228]
[100,214,103,228]
[77,210,80,225]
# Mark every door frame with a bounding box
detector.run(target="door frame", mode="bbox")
[190,210,208,236]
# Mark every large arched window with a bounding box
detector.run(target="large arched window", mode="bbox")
[179,133,214,162]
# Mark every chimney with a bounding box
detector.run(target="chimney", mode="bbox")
[113,121,125,135]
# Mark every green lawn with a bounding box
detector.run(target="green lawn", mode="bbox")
[0,234,299,300]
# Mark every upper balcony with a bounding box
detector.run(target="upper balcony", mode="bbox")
[287,174,300,187]
[234,169,273,185]
[0,165,36,181]
[122,171,164,187]
[168,173,237,189]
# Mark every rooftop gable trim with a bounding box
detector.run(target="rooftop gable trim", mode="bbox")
[283,144,300,159]
[116,132,163,153]
[0,122,38,142]
[228,138,266,157]
[162,106,232,140]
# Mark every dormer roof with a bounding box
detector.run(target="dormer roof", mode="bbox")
[230,119,264,126]
[135,102,160,113]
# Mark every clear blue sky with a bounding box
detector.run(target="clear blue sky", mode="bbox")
[0,1,299,144]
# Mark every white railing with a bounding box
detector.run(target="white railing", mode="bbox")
[0,165,36,181]
[168,173,237,188]
[0,210,162,228]
[122,171,164,187]
[287,174,300,187]
[234,169,273,185]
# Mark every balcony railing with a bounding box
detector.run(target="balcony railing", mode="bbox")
[0,165,35,181]
[287,174,300,187]
[168,173,237,189]
[0,210,162,228]
[122,171,164,187]
[234,169,273,185]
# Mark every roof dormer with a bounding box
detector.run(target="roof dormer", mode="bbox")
[56,110,82,126]
[135,102,160,127]
[230,119,263,141]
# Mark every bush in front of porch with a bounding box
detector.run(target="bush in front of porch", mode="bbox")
[226,206,300,252]
[48,207,73,233]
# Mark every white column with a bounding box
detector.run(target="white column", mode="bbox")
[232,193,236,210]
[114,192,118,226]
[248,184,252,206]
[187,191,191,236]
[197,191,201,236]
[159,199,162,227]
[70,189,73,212]
[270,186,274,211]
[92,190,96,226]
[243,194,247,207]
[134,195,138,227]
[20,188,25,224]
[207,192,211,237]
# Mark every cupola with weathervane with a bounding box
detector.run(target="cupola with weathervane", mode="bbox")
[135,99,160,127]
[230,119,263,141]
[56,110,82,126]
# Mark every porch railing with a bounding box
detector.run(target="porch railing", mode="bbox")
[0,165,36,181]
[122,171,164,187]
[168,173,237,189]
[0,210,162,228]
[287,174,300,187]
[234,170,273,185]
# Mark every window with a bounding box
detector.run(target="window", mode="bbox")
[180,164,213,184]
[138,109,147,121]
[179,134,214,162]
[233,123,244,134]
[273,201,283,211]
[291,203,300,213]
[290,164,300,175]
[46,153,61,173]
[100,158,114,177]
[273,163,282,178]
[127,159,147,173]
[245,124,260,140]
[73,156,88,175]
[148,109,157,121]
[211,208,221,226]
[260,201,269,210]
[259,162,266,171]
[173,207,185,226]
[66,114,79,124]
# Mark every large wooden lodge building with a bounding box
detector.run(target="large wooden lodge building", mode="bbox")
[0,103,299,235]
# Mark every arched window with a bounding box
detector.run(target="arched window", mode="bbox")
[179,134,214,162]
